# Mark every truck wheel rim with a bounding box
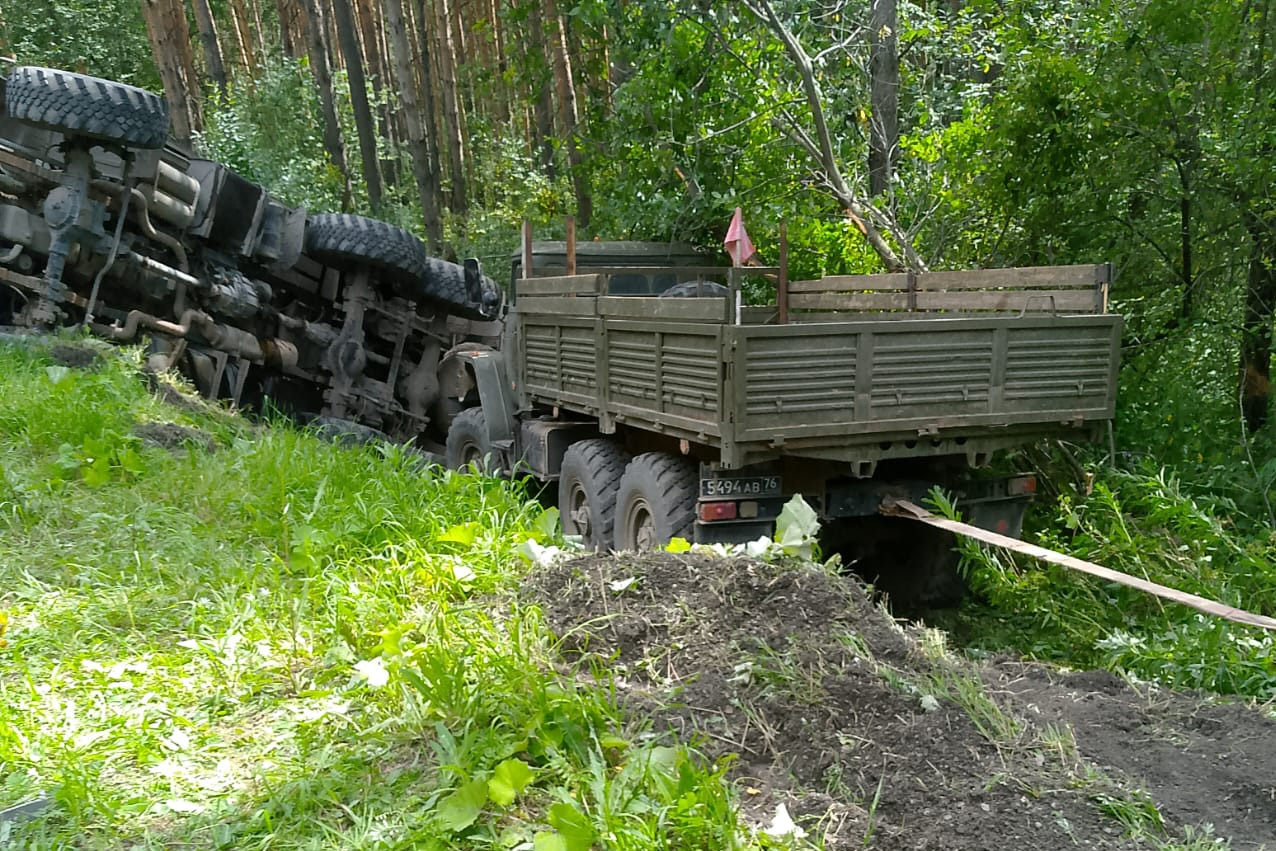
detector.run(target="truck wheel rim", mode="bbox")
[625,499,657,550]
[567,483,592,541]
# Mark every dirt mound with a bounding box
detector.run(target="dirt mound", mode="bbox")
[524,552,1274,850]
[48,343,104,369]
[132,422,216,453]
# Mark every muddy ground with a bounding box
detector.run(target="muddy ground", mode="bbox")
[524,553,1276,850]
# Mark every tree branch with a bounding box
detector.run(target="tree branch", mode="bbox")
[742,0,927,272]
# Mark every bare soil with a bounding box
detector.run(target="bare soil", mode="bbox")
[48,343,104,370]
[523,553,1276,850]
[132,421,216,453]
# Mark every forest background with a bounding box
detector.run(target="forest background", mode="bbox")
[3,0,1276,697]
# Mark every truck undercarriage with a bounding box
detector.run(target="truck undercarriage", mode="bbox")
[0,65,502,445]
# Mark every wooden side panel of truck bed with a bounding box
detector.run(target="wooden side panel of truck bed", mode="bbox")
[725,315,1121,465]
[516,290,1122,469]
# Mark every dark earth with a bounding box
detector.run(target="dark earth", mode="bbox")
[132,421,217,453]
[524,552,1276,850]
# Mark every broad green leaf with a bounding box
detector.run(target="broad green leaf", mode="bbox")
[664,536,692,553]
[532,507,560,539]
[775,494,818,541]
[82,457,113,487]
[532,832,567,851]
[436,778,488,832]
[499,827,534,848]
[438,522,478,545]
[642,745,680,778]
[775,495,819,559]
[115,445,145,476]
[547,802,593,851]
[487,758,534,806]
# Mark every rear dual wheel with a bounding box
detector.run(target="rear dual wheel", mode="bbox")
[614,452,698,551]
[558,446,697,551]
[558,440,630,550]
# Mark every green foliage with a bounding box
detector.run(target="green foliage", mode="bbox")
[944,460,1276,698]
[452,128,576,273]
[0,0,157,89]
[0,341,754,850]
[199,58,349,215]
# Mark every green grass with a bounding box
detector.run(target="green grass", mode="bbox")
[932,453,1276,700]
[0,338,750,850]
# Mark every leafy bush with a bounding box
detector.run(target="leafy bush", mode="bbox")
[948,459,1276,699]
[198,58,350,215]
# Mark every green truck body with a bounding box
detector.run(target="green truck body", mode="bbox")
[448,242,1121,589]
[517,297,1120,472]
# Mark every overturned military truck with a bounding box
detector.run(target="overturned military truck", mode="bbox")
[0,65,501,444]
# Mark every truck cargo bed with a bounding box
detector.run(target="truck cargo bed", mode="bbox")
[516,275,1121,470]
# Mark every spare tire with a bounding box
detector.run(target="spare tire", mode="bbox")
[660,281,729,298]
[305,213,430,289]
[5,66,169,150]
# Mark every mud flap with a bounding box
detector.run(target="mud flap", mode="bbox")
[451,348,516,446]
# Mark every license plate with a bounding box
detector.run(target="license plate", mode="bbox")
[700,476,781,499]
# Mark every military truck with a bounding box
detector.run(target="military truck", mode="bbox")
[444,238,1120,595]
[0,65,500,442]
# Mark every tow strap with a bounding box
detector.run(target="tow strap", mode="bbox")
[882,499,1276,631]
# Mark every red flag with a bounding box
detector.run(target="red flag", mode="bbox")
[724,207,757,267]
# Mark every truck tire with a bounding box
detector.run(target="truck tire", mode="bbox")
[5,66,169,150]
[559,440,630,551]
[614,452,698,550]
[659,281,729,298]
[445,406,499,473]
[403,258,499,321]
[305,213,430,289]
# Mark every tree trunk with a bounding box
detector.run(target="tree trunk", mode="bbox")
[172,0,203,123]
[356,0,397,185]
[1240,211,1276,433]
[488,0,509,125]
[191,0,229,98]
[434,0,467,213]
[228,0,259,81]
[526,0,555,177]
[300,0,354,208]
[868,0,899,197]
[275,0,301,56]
[331,0,385,211]
[384,0,443,250]
[1178,195,1194,319]
[249,0,269,61]
[545,0,591,227]
[141,0,201,143]
[410,0,445,229]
